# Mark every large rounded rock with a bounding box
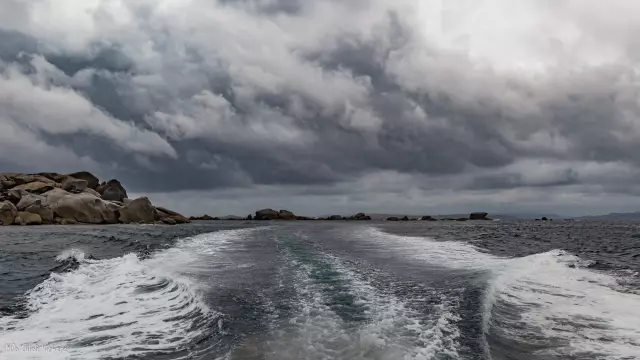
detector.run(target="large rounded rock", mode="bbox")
[16,193,45,210]
[8,174,34,186]
[97,179,128,202]
[25,201,54,223]
[82,188,101,197]
[15,212,43,225]
[0,174,16,189]
[62,178,88,193]
[328,215,344,220]
[12,181,55,194]
[66,171,100,189]
[119,197,157,224]
[43,188,73,207]
[156,207,190,224]
[278,209,296,220]
[6,189,24,205]
[37,172,67,183]
[0,201,17,226]
[255,208,279,220]
[51,192,121,224]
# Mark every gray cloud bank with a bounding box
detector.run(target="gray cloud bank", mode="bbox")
[1,0,640,216]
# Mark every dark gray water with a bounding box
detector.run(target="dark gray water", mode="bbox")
[1,221,639,359]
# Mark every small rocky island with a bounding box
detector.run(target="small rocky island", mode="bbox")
[0,172,189,226]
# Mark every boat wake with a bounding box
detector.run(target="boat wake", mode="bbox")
[230,233,462,360]
[0,229,254,360]
[363,227,640,359]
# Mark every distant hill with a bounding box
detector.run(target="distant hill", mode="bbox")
[573,212,640,221]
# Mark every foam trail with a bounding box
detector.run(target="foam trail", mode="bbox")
[358,227,506,270]
[486,250,640,359]
[0,229,254,360]
[246,234,461,360]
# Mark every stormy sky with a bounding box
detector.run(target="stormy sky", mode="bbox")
[1,0,640,217]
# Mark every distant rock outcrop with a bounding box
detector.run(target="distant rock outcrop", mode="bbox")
[346,213,372,220]
[0,171,189,226]
[190,214,218,221]
[255,208,279,220]
[253,208,305,220]
[469,212,490,220]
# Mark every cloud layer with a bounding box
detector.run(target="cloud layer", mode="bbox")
[1,0,639,216]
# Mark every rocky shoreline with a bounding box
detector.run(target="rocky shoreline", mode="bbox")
[0,172,189,226]
[0,171,493,227]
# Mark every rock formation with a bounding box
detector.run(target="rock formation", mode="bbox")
[253,208,305,220]
[469,212,490,220]
[62,178,88,193]
[66,171,100,189]
[190,214,219,221]
[254,208,280,220]
[420,216,437,221]
[345,213,372,220]
[0,201,17,226]
[97,179,128,202]
[15,212,42,225]
[119,197,157,224]
[0,171,189,226]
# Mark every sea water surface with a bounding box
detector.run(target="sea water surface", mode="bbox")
[1,221,640,359]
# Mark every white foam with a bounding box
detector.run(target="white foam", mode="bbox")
[0,228,254,360]
[357,227,506,270]
[55,248,88,262]
[487,250,640,358]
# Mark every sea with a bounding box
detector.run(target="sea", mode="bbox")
[1,221,639,360]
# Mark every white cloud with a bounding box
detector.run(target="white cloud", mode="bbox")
[0,58,177,158]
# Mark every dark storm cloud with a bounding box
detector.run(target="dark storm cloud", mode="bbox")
[217,0,303,15]
[470,169,580,190]
[1,0,640,215]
